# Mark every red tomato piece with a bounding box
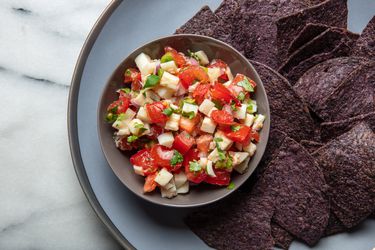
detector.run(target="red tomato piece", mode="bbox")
[242,129,260,146]
[179,113,201,134]
[183,149,207,184]
[145,102,168,124]
[150,145,176,169]
[208,59,229,82]
[147,125,164,140]
[232,74,257,88]
[179,65,209,89]
[205,169,231,186]
[211,110,234,125]
[130,149,158,175]
[107,95,130,114]
[210,83,239,105]
[144,172,158,193]
[192,83,210,104]
[124,68,141,83]
[173,131,195,155]
[164,46,186,68]
[196,134,213,153]
[224,123,251,143]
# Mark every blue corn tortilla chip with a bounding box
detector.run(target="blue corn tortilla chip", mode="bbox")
[294,56,367,114]
[351,16,375,60]
[324,212,347,236]
[316,60,375,121]
[278,27,359,84]
[320,112,375,142]
[300,140,324,154]
[271,221,294,249]
[174,6,219,36]
[277,0,348,64]
[250,60,318,142]
[312,122,375,228]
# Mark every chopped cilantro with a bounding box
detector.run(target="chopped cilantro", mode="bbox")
[214,138,226,161]
[170,150,183,166]
[183,97,196,104]
[212,100,223,110]
[160,52,174,63]
[182,111,196,119]
[120,88,131,94]
[105,113,117,123]
[188,50,200,62]
[215,154,233,169]
[237,92,245,101]
[227,182,235,190]
[143,74,160,89]
[230,125,241,132]
[117,113,126,121]
[127,135,138,143]
[162,107,173,116]
[189,160,202,172]
[134,123,144,129]
[237,77,254,92]
[231,101,238,111]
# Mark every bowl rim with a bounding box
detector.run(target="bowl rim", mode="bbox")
[97,33,270,208]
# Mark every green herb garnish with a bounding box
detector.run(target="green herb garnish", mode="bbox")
[188,50,200,62]
[143,74,160,89]
[230,125,241,132]
[237,77,254,92]
[237,92,245,101]
[183,97,196,104]
[214,138,226,161]
[189,160,202,172]
[161,52,174,63]
[127,135,138,143]
[212,100,223,110]
[215,154,233,169]
[182,111,196,119]
[157,68,164,78]
[119,88,131,94]
[170,150,183,166]
[105,113,118,123]
[231,101,237,111]
[227,182,235,190]
[162,107,173,116]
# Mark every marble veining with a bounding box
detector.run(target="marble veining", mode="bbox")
[0,0,121,249]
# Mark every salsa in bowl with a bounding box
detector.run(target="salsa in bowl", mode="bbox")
[98,35,270,207]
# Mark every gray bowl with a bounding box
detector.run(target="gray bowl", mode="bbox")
[97,34,270,207]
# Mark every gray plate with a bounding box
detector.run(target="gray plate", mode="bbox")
[68,0,375,249]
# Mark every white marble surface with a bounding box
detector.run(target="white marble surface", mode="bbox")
[0,0,121,249]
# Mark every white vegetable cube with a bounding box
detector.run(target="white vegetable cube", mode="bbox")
[135,53,154,75]
[234,156,250,174]
[229,152,250,166]
[174,171,188,188]
[146,90,161,101]
[176,181,189,194]
[207,67,221,83]
[206,160,216,177]
[160,71,179,91]
[234,104,248,120]
[123,108,136,120]
[199,157,208,169]
[155,168,173,187]
[116,126,130,136]
[208,148,220,163]
[188,82,199,93]
[243,114,255,127]
[253,114,266,131]
[157,132,175,148]
[243,142,257,157]
[214,130,233,150]
[128,119,147,135]
[131,93,152,107]
[223,80,232,87]
[165,113,180,131]
[207,107,218,118]
[133,165,144,176]
[136,107,151,123]
[141,123,151,136]
[199,99,216,116]
[160,61,178,74]
[155,86,174,99]
[182,103,198,116]
[200,117,217,134]
[194,51,209,65]
[247,100,257,113]
[160,178,177,198]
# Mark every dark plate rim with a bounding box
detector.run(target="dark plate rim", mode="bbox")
[67,0,135,249]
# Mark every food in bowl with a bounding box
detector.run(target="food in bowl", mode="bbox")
[105,46,265,198]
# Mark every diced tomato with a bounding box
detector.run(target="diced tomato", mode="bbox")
[147,125,164,140]
[208,59,229,82]
[173,131,195,155]
[232,74,256,88]
[145,102,168,124]
[150,145,175,168]
[124,68,141,83]
[196,134,213,153]
[242,129,260,146]
[183,149,207,184]
[210,83,240,105]
[205,169,231,186]
[224,123,251,143]
[179,113,201,134]
[179,65,209,89]
[211,110,234,125]
[130,149,158,175]
[165,46,187,68]
[192,83,210,104]
[116,137,133,151]
[107,94,130,114]
[144,172,158,193]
